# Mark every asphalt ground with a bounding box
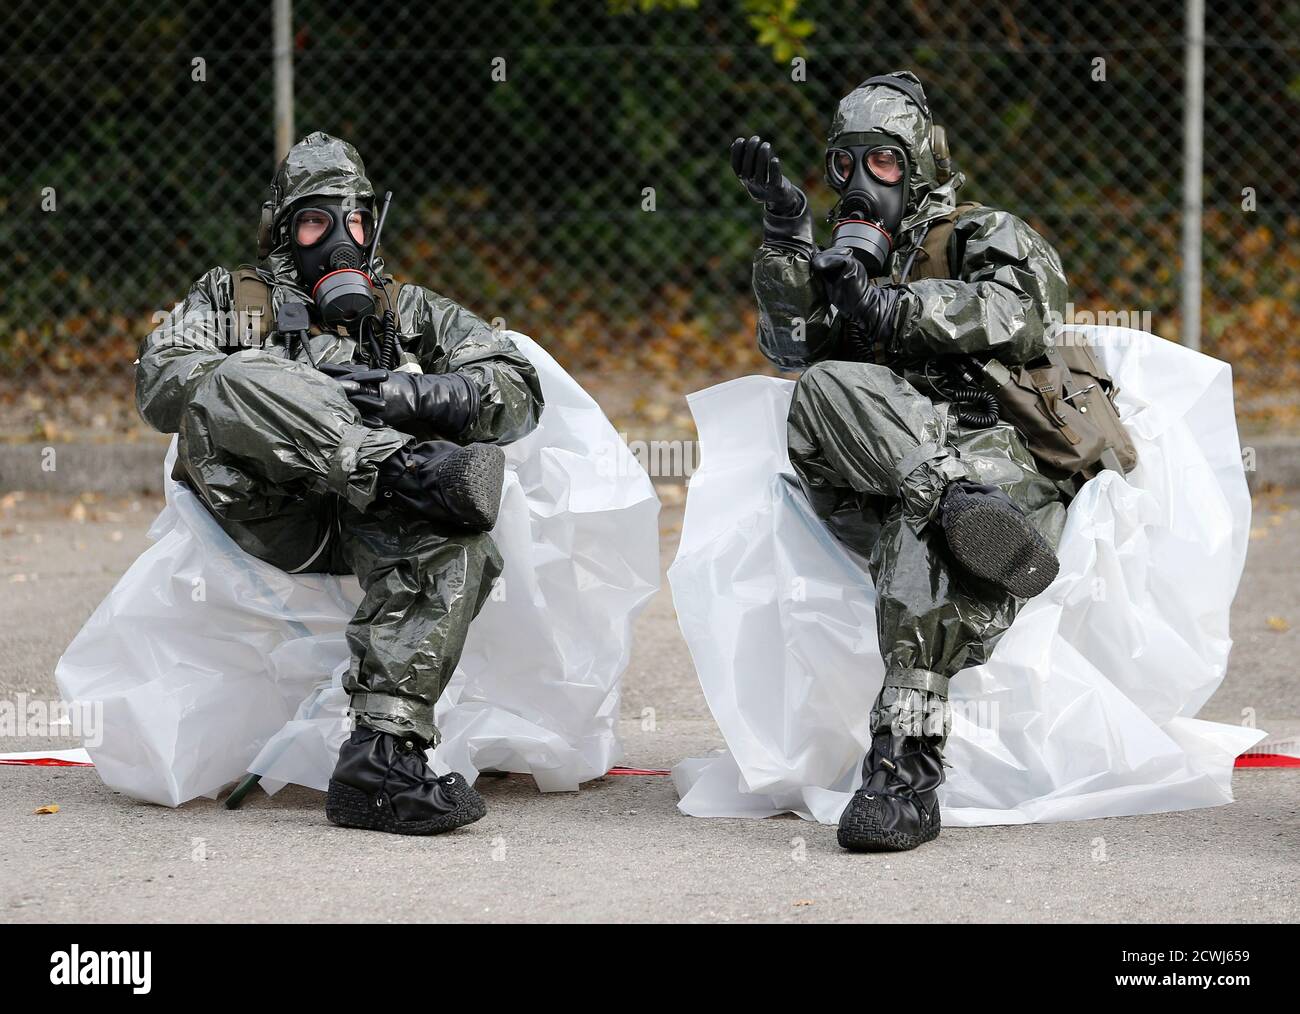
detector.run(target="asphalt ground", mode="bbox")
[0,488,1295,923]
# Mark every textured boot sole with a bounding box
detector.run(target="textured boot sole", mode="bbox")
[325,778,486,836]
[945,499,1058,599]
[437,444,506,531]
[837,796,942,853]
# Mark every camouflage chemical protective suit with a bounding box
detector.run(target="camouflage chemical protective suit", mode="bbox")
[749,75,1068,748]
[135,133,543,748]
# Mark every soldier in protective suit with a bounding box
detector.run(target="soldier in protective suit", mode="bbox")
[136,133,543,835]
[731,72,1068,852]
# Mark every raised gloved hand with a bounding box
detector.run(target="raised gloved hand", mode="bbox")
[320,363,479,439]
[811,246,903,347]
[730,135,805,218]
[375,440,505,532]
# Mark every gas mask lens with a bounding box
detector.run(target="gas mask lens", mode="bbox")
[345,208,374,246]
[293,209,332,247]
[865,147,904,184]
[825,146,906,188]
[828,150,855,187]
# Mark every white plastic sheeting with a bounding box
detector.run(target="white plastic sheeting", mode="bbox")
[55,333,659,807]
[670,327,1265,826]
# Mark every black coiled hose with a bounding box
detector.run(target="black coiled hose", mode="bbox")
[923,358,1001,428]
[949,381,1001,428]
[846,319,874,362]
[378,309,401,370]
[358,310,402,371]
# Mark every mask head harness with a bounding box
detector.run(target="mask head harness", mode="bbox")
[825,73,931,277]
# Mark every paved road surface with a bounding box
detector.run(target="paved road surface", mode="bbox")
[1,489,1295,922]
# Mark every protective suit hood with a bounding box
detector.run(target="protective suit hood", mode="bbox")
[261,132,380,288]
[828,70,963,230]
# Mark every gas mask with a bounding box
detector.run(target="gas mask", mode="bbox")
[289,197,377,329]
[824,131,909,277]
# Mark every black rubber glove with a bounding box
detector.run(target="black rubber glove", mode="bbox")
[320,363,479,440]
[730,135,805,219]
[811,247,904,347]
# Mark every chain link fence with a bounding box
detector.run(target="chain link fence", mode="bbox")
[3,0,1296,441]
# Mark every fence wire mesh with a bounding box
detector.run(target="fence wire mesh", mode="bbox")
[2,0,1297,441]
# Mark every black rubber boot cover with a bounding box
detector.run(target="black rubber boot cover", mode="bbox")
[837,730,945,852]
[326,727,486,835]
[939,478,1059,598]
[378,440,506,532]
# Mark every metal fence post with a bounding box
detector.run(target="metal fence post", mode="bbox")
[273,0,294,164]
[1181,0,1205,351]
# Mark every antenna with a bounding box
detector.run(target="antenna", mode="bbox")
[365,190,393,281]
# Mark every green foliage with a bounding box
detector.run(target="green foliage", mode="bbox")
[743,0,815,63]
[609,0,701,13]
[1,0,1296,424]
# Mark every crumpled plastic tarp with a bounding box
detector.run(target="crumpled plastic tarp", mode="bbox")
[55,333,659,807]
[670,326,1265,826]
